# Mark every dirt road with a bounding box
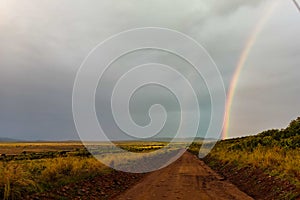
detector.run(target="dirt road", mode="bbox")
[115,152,253,200]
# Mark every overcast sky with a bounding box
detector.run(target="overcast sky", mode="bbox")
[0,0,299,140]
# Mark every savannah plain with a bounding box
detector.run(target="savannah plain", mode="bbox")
[0,117,299,200]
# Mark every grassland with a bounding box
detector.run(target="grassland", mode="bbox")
[190,117,300,199]
[0,141,174,199]
[2,117,299,199]
[0,142,84,155]
[0,142,110,200]
[0,156,110,199]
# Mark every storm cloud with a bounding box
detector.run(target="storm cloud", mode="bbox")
[0,0,299,140]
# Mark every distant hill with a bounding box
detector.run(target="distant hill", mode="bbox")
[0,137,23,142]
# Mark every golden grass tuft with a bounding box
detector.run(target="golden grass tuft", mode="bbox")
[0,162,38,200]
[0,157,108,199]
[208,145,300,185]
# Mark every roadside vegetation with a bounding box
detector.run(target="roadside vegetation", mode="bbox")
[0,142,171,199]
[0,155,109,200]
[191,117,300,199]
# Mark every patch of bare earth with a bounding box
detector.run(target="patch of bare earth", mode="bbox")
[204,155,300,200]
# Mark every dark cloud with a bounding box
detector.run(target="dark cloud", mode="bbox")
[0,0,299,140]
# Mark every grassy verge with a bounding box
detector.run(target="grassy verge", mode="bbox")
[0,156,109,200]
[189,117,300,199]
[205,145,299,199]
[208,143,299,183]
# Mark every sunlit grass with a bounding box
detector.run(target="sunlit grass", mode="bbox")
[207,145,300,186]
[0,141,182,199]
[202,117,300,188]
[0,157,108,200]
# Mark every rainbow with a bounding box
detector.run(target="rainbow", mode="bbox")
[222,0,281,139]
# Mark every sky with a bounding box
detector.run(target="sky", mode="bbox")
[0,0,299,141]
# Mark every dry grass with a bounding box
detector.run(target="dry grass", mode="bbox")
[0,163,38,200]
[0,142,84,155]
[208,145,300,186]
[0,141,176,199]
[0,157,108,200]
